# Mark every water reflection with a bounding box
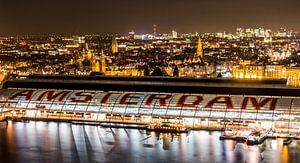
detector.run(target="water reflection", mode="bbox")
[0,121,299,163]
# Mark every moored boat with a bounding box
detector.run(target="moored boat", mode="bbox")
[283,137,294,145]
[147,122,191,133]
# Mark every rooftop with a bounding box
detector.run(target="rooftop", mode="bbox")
[2,75,299,96]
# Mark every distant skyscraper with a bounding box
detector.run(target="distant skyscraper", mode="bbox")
[153,24,157,36]
[172,30,177,39]
[111,37,118,54]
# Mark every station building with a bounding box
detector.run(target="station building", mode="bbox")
[0,75,300,133]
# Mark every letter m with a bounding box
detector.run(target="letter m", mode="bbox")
[37,91,70,102]
[241,97,278,110]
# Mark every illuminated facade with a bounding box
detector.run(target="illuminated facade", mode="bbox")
[233,65,300,87]
[197,37,203,59]
[111,37,118,54]
[0,87,300,133]
[99,49,106,73]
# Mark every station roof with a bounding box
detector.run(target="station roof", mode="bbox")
[2,75,300,96]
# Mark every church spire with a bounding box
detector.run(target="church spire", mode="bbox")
[85,43,93,60]
[197,37,203,58]
[100,49,106,73]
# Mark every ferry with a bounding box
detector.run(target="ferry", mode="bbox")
[246,130,268,145]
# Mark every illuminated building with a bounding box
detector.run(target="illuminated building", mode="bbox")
[1,76,300,134]
[232,64,300,87]
[153,24,157,36]
[285,67,300,87]
[85,44,93,60]
[172,30,178,39]
[196,37,203,59]
[99,49,106,73]
[91,51,106,73]
[111,37,118,54]
[268,47,292,62]
[92,59,100,72]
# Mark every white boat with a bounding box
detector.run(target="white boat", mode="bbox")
[283,137,293,145]
[220,130,237,140]
[236,130,252,142]
[247,130,268,145]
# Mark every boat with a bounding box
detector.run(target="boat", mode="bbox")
[235,130,252,142]
[100,123,148,129]
[71,121,100,125]
[11,117,30,123]
[283,137,294,145]
[246,130,268,145]
[147,122,191,133]
[219,129,237,140]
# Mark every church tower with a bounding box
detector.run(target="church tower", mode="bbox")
[100,49,106,73]
[196,37,205,65]
[85,43,93,60]
[112,37,118,54]
[197,37,203,58]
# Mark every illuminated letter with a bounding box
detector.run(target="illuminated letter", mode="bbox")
[205,96,233,109]
[176,95,203,107]
[70,92,95,103]
[241,97,278,110]
[9,90,34,101]
[37,91,71,102]
[119,93,143,105]
[145,94,172,106]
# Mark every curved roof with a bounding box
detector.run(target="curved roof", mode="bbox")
[0,89,299,120]
[2,75,299,96]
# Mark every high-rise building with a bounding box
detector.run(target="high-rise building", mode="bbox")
[153,24,157,36]
[172,30,177,39]
[111,37,118,54]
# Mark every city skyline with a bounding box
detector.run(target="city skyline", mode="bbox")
[0,0,300,35]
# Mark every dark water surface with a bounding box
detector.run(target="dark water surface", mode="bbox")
[0,121,299,163]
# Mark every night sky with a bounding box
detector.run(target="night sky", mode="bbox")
[0,0,299,35]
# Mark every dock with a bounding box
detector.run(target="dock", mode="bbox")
[219,129,300,144]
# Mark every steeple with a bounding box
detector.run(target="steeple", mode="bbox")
[85,43,93,60]
[112,37,118,54]
[100,49,106,73]
[197,37,203,58]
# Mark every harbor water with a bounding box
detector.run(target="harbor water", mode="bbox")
[0,121,299,163]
